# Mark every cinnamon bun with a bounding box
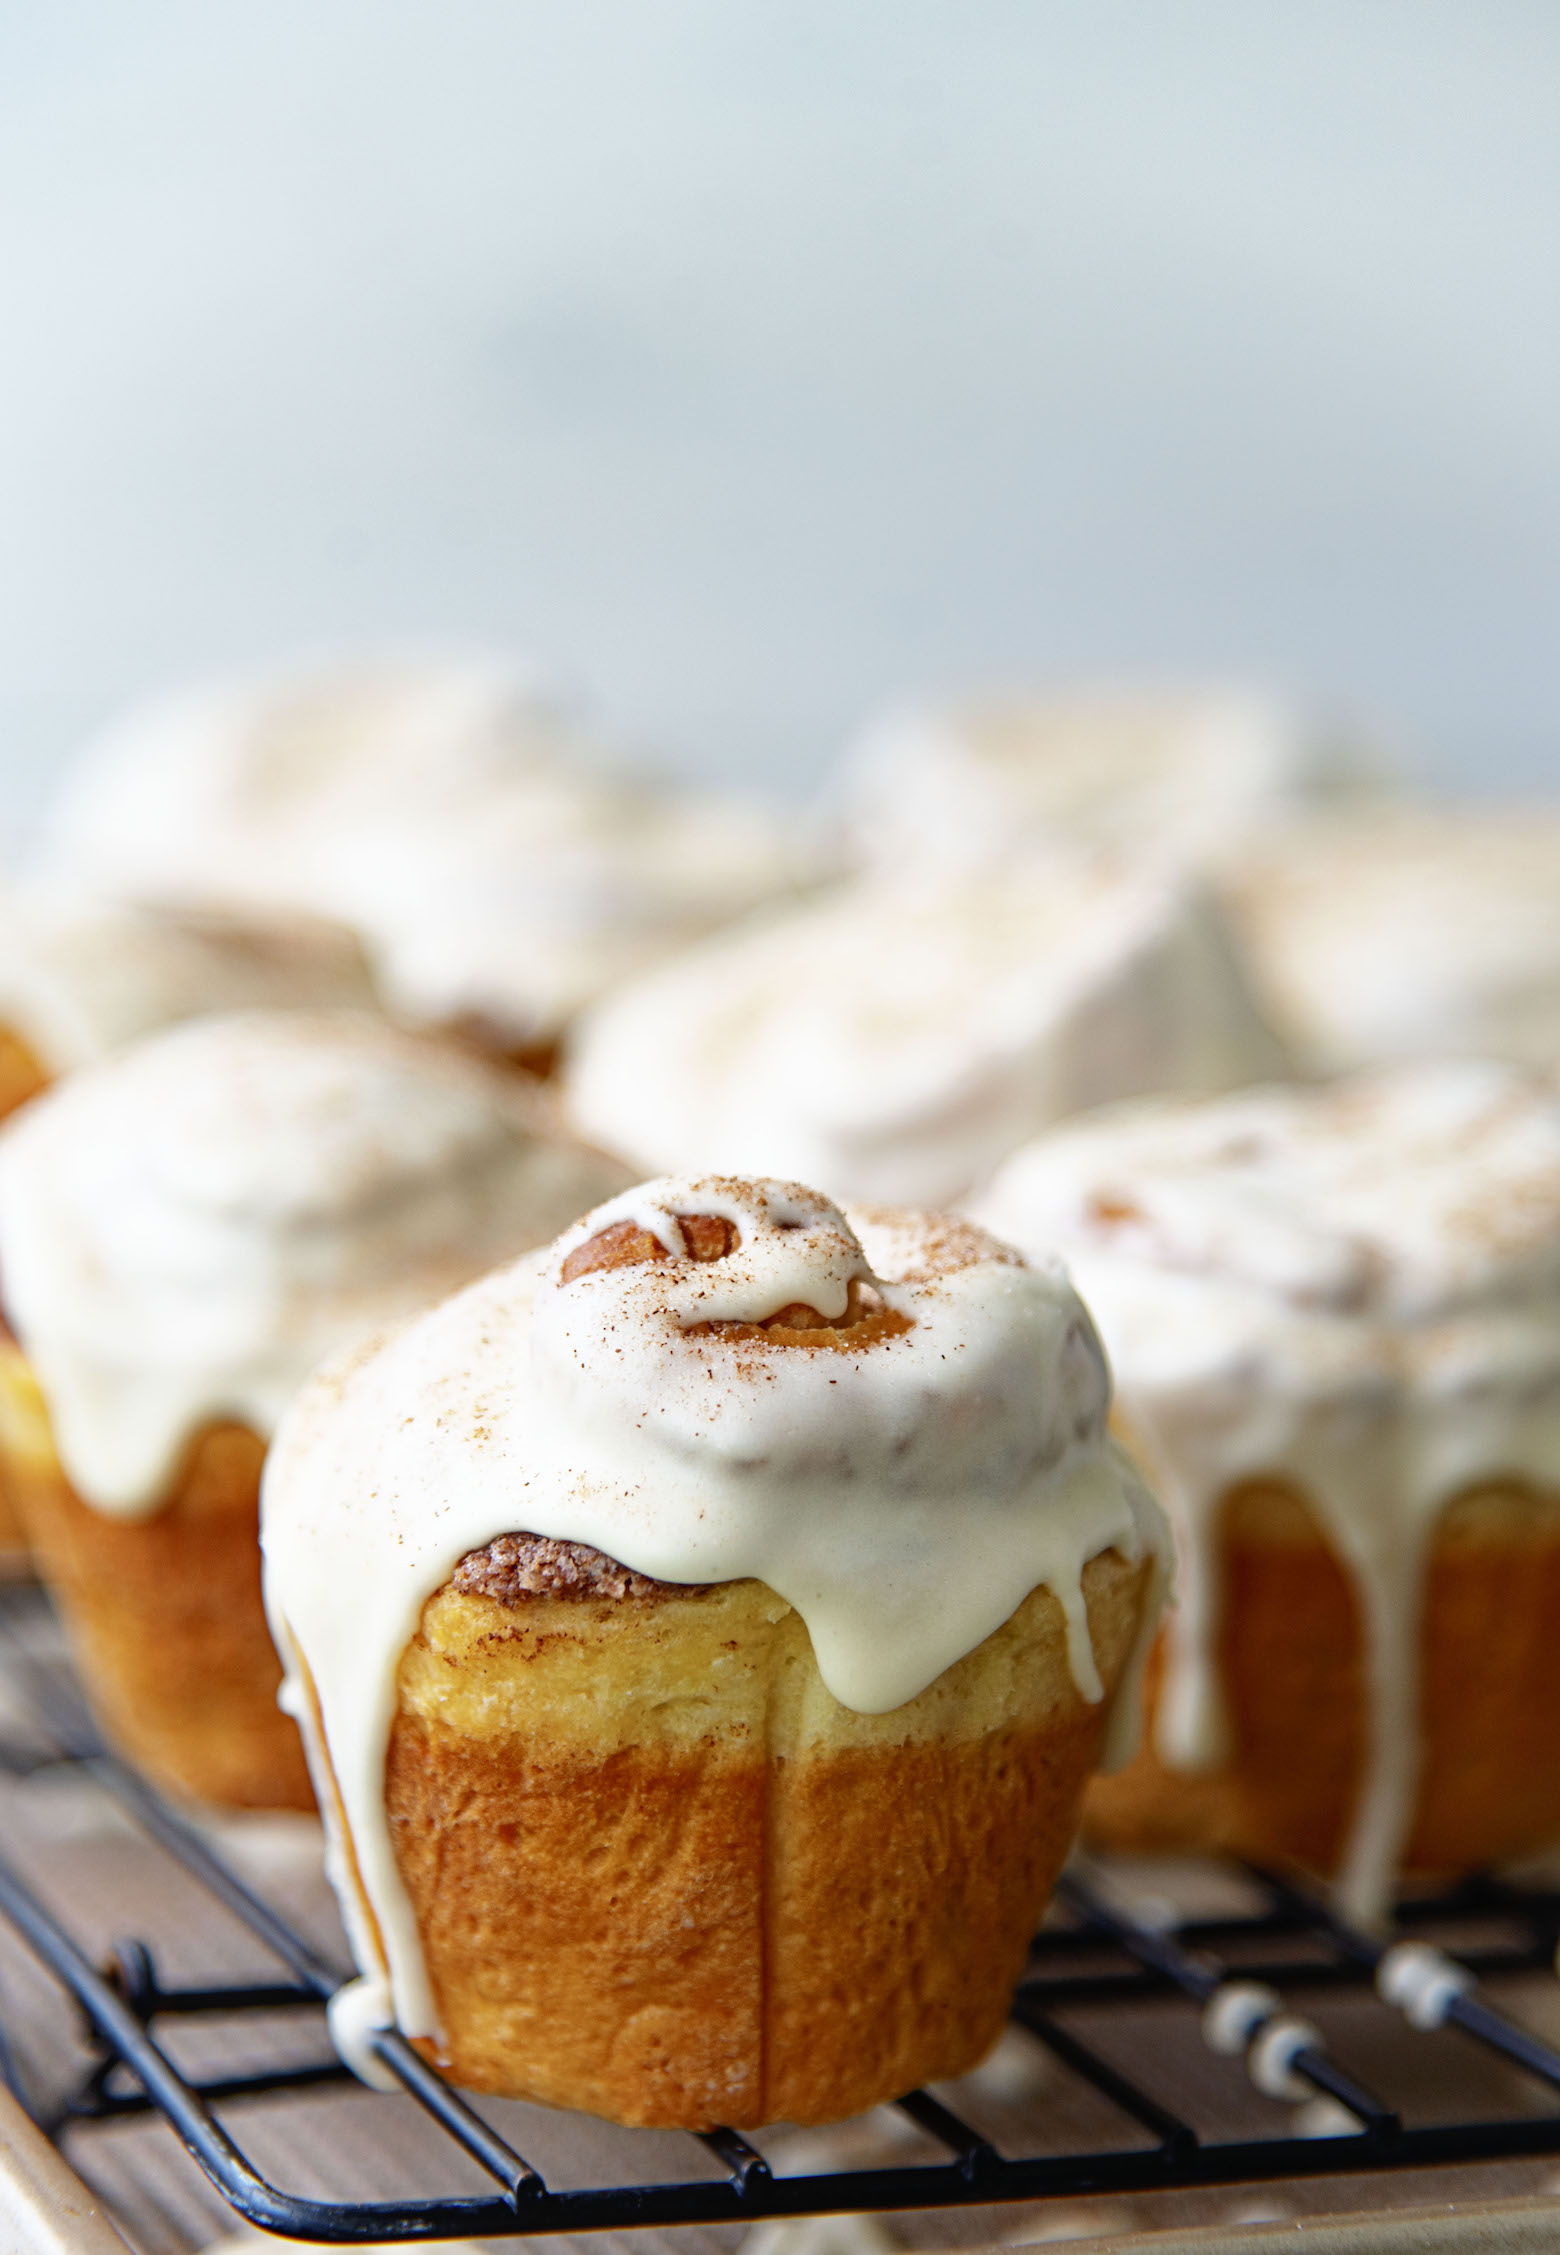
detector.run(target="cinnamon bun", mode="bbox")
[0,1010,632,1806]
[42,657,804,1065]
[0,888,372,1125]
[262,1177,1169,2127]
[0,894,375,1563]
[565,851,1290,1209]
[972,1062,1560,1917]
[831,685,1386,877]
[1219,805,1560,1073]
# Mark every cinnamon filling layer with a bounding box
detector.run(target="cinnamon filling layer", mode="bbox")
[561,1211,738,1279]
[562,1210,913,1348]
[450,1530,688,1606]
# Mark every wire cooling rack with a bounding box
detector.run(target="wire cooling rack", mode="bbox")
[4,1585,1560,2245]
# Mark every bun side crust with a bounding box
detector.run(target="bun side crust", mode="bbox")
[0,1026,48,1127]
[1087,1479,1560,1876]
[0,1343,312,1808]
[385,1548,1150,2127]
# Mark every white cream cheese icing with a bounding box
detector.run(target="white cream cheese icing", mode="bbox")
[320,769,803,1048]
[970,1060,1560,1919]
[1220,806,1560,1073]
[41,655,806,1048]
[39,655,566,915]
[830,685,1388,877]
[0,887,372,1075]
[564,851,1291,1210]
[0,1009,633,1514]
[260,1176,1170,2056]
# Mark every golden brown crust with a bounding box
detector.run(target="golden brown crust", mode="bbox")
[0,1320,29,1557]
[438,1010,560,1084]
[1086,1477,1560,1878]
[505,1038,561,1082]
[385,1548,1151,2127]
[0,1026,49,1128]
[0,1347,312,1809]
[0,1467,27,1560]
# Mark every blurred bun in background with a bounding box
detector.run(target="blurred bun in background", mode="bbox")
[1219,805,1560,1073]
[971,1060,1560,1915]
[0,6,1555,1937]
[0,1007,632,1802]
[1,8,1555,814]
[39,656,559,908]
[0,890,372,1124]
[41,655,810,1070]
[565,844,1289,1207]
[829,684,1392,877]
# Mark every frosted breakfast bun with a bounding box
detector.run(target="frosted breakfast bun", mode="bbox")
[831,685,1384,876]
[0,892,374,1561]
[972,1062,1560,1916]
[41,656,803,1070]
[1219,805,1560,1073]
[0,1011,633,1807]
[40,656,557,913]
[565,851,1290,1209]
[262,1177,1169,2128]
[0,889,374,1128]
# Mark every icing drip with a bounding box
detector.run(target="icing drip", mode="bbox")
[0,1010,632,1514]
[971,1060,1560,1919]
[565,850,1290,1210]
[260,1176,1170,2047]
[829,686,1385,876]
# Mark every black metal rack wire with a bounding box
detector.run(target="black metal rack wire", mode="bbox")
[5,1582,1560,2244]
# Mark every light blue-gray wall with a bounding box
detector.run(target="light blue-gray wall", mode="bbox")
[1,1,1557,842]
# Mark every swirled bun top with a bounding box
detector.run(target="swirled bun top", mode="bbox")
[1220,805,1560,1073]
[974,1060,1560,1340]
[0,887,372,1074]
[831,685,1385,876]
[41,655,805,1049]
[40,656,562,912]
[0,1009,632,1515]
[316,767,802,1050]
[971,1061,1560,1916]
[564,851,1290,1209]
[261,1173,1168,2041]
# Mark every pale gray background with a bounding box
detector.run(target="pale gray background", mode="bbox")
[1,1,1558,843]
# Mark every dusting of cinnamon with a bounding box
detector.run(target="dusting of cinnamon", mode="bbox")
[847,1208,1024,1281]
